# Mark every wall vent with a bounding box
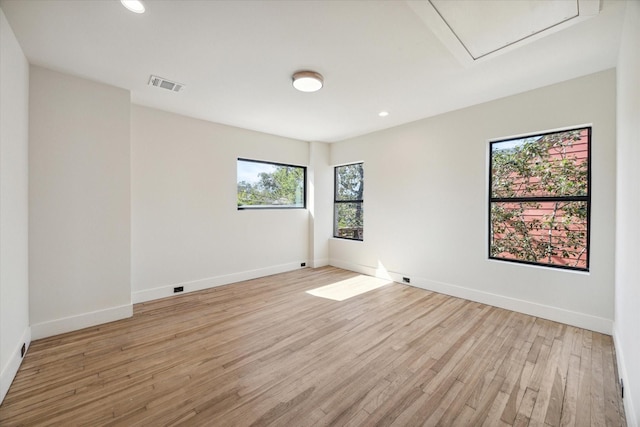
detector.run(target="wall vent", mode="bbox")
[148,75,185,92]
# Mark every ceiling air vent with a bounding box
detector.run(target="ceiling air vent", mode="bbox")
[148,75,185,92]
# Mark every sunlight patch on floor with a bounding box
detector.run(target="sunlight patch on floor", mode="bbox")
[306,275,392,301]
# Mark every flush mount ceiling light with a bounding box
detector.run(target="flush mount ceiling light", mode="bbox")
[378,111,389,117]
[121,0,145,14]
[292,71,323,92]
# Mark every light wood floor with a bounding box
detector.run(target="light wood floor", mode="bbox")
[0,267,626,426]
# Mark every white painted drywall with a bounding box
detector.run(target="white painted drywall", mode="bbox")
[0,7,30,404]
[29,66,132,338]
[615,1,640,424]
[330,70,616,334]
[308,141,332,267]
[131,106,310,301]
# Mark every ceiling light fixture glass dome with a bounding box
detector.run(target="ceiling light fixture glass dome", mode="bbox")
[292,71,323,92]
[121,0,145,14]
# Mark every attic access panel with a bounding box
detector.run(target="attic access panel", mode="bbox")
[409,0,600,65]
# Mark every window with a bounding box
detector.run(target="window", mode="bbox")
[334,163,364,240]
[489,127,590,271]
[237,158,306,209]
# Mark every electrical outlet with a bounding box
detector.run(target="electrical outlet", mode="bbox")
[21,343,26,358]
[402,277,410,284]
[301,262,306,267]
[174,286,184,293]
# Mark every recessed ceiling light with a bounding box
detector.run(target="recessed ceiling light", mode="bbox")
[121,0,145,14]
[292,71,323,93]
[378,111,389,117]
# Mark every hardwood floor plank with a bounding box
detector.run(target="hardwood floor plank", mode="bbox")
[498,337,534,424]
[576,342,594,426]
[425,315,517,425]
[0,267,626,426]
[482,390,511,427]
[591,332,607,426]
[602,337,626,427]
[545,329,577,427]
[401,378,465,426]
[560,354,581,427]
[514,387,538,426]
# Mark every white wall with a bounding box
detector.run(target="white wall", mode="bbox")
[615,1,640,425]
[330,69,616,334]
[308,141,332,267]
[29,66,132,339]
[0,7,30,405]
[131,105,310,302]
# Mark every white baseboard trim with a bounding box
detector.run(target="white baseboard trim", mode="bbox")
[31,304,133,340]
[310,258,329,268]
[0,326,31,405]
[132,262,305,304]
[613,326,637,427]
[330,259,613,335]
[329,259,395,281]
[414,276,613,335]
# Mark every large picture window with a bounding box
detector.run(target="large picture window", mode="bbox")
[237,158,306,209]
[334,163,364,240]
[489,127,590,271]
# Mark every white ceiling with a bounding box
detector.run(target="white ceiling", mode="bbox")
[431,0,580,59]
[0,0,625,142]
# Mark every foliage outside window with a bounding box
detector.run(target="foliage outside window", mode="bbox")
[334,163,364,240]
[237,158,306,209]
[489,127,590,271]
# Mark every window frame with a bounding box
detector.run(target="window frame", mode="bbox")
[488,126,592,272]
[237,158,307,210]
[333,162,364,241]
